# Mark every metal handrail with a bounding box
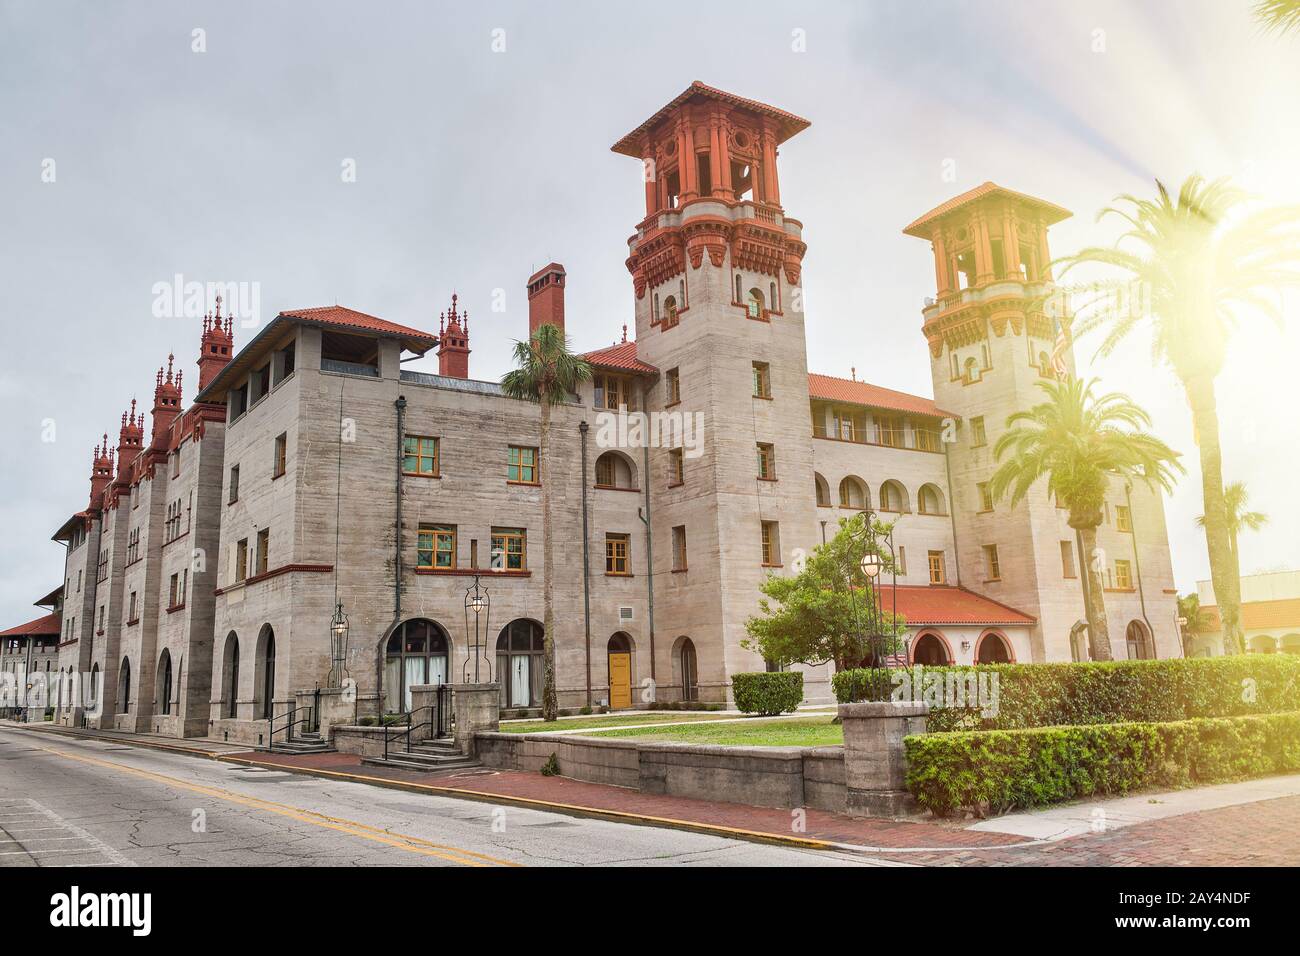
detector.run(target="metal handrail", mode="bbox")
[381,687,452,760]
[267,702,315,752]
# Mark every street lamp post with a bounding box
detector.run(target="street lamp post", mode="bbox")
[463,575,492,684]
[844,509,904,700]
[328,603,350,689]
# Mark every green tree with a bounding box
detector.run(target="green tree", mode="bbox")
[743,512,905,671]
[989,378,1183,661]
[1057,176,1300,658]
[1196,480,1268,581]
[1176,592,1209,656]
[501,324,592,720]
[1255,0,1300,33]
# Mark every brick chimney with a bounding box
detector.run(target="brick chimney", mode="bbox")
[436,293,471,379]
[151,354,183,446]
[88,436,114,508]
[115,399,144,484]
[527,262,566,337]
[197,295,235,391]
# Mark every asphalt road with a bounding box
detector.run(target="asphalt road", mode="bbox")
[0,727,881,867]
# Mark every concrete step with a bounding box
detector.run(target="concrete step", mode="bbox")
[263,739,334,754]
[360,753,480,773]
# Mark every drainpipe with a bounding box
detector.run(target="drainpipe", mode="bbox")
[580,420,592,707]
[1125,483,1157,659]
[942,438,961,587]
[638,385,656,685]
[377,395,406,719]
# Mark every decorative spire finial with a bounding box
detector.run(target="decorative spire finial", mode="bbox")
[622,323,628,344]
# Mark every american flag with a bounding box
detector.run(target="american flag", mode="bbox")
[1051,315,1072,380]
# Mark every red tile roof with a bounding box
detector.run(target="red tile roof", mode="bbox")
[808,373,955,419]
[876,585,1036,627]
[280,306,438,352]
[612,81,811,156]
[0,612,62,638]
[582,340,658,375]
[902,181,1072,237]
[1201,599,1300,632]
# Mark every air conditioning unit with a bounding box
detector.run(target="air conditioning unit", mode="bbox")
[618,606,634,622]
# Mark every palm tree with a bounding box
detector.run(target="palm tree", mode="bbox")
[1176,592,1209,656]
[1255,0,1300,33]
[989,378,1183,660]
[1197,481,1269,634]
[1056,176,1300,662]
[501,323,592,720]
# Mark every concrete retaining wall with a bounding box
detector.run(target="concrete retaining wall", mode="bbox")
[476,731,846,812]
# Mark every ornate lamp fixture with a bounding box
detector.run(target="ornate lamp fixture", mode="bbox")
[328,603,350,688]
[845,509,904,700]
[463,575,492,684]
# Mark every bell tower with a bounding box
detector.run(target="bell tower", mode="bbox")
[906,183,1083,661]
[612,82,819,701]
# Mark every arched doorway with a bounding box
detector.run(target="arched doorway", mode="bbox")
[1125,621,1154,660]
[497,619,544,709]
[221,632,239,719]
[607,633,633,710]
[1282,634,1300,655]
[118,657,132,714]
[385,619,450,713]
[676,637,698,701]
[255,625,276,720]
[911,632,952,665]
[157,649,173,715]
[975,631,1013,664]
[1069,620,1090,662]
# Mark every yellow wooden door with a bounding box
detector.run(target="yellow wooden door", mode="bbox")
[608,653,631,709]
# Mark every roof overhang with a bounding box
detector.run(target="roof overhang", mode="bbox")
[612,81,811,157]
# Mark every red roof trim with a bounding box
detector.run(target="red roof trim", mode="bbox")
[876,585,1036,626]
[0,612,62,637]
[582,340,658,375]
[903,181,1072,237]
[808,372,955,419]
[612,81,811,157]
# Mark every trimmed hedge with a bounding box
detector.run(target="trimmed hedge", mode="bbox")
[731,672,804,716]
[833,655,1300,732]
[905,711,1300,815]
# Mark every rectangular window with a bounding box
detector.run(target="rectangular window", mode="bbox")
[669,448,684,486]
[168,573,180,608]
[760,521,781,566]
[1115,559,1133,589]
[927,550,946,585]
[875,417,904,448]
[229,464,240,504]
[1116,505,1132,532]
[507,446,538,483]
[235,538,248,584]
[897,546,907,576]
[418,524,457,569]
[983,544,1001,581]
[752,362,771,399]
[256,528,269,576]
[970,416,987,447]
[128,591,137,622]
[1060,540,1076,578]
[403,435,439,477]
[171,450,180,479]
[671,525,687,571]
[605,533,630,575]
[756,442,776,480]
[273,433,287,478]
[594,374,630,411]
[914,426,940,452]
[665,367,681,405]
[97,606,104,632]
[490,528,526,571]
[978,481,994,512]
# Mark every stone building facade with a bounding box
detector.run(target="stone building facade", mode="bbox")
[39,82,1181,742]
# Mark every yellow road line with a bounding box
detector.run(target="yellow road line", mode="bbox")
[34,746,519,867]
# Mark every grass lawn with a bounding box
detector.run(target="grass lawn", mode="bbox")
[589,715,843,747]
[499,712,736,734]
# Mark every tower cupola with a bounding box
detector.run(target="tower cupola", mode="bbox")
[437,293,471,379]
[151,354,183,446]
[197,295,235,391]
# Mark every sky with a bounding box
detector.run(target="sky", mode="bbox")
[2,0,1298,626]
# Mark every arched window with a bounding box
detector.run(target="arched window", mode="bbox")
[879,480,909,513]
[595,451,636,490]
[964,357,980,383]
[975,631,1013,664]
[222,632,239,719]
[89,663,100,709]
[678,279,686,309]
[255,625,276,720]
[157,649,173,716]
[663,295,678,326]
[675,637,699,702]
[1038,351,1053,377]
[917,483,945,515]
[911,632,952,665]
[838,476,868,510]
[497,619,544,709]
[1070,620,1089,662]
[1248,634,1277,655]
[1126,621,1154,660]
[747,287,765,319]
[1281,634,1300,655]
[814,472,831,507]
[118,657,132,714]
[384,619,450,713]
[607,632,633,710]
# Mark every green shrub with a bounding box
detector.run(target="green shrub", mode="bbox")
[732,672,805,716]
[833,656,1300,732]
[579,705,593,716]
[540,752,560,776]
[905,710,1300,816]
[357,716,377,726]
